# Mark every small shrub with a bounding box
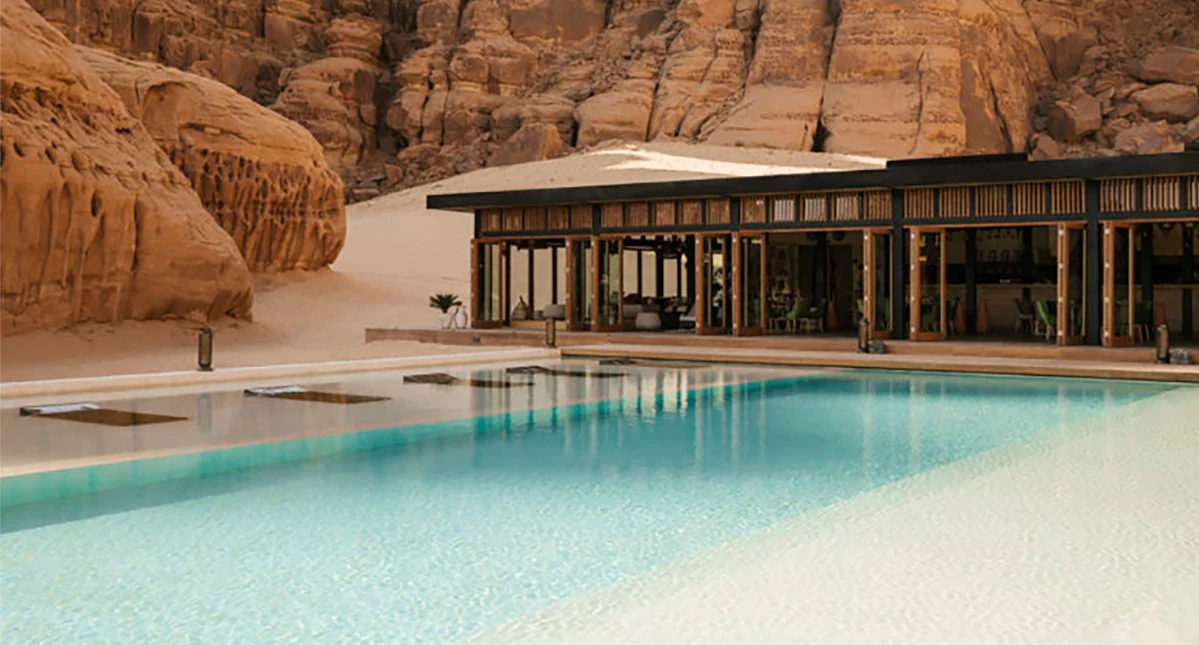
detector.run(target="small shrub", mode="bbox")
[429,293,462,313]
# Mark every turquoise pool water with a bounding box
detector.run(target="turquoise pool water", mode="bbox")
[1,370,1169,642]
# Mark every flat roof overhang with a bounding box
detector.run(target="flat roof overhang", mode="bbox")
[426,150,1199,212]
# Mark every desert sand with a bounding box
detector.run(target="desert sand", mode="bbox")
[0,142,881,382]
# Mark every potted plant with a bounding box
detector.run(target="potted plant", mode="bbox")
[429,293,462,329]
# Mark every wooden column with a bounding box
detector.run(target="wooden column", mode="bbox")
[502,242,511,325]
[1102,223,1114,347]
[863,231,874,339]
[470,240,481,328]
[694,236,705,333]
[565,241,575,329]
[732,234,742,335]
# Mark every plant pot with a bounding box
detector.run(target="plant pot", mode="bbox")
[437,312,451,329]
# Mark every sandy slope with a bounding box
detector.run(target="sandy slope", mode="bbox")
[0,143,882,382]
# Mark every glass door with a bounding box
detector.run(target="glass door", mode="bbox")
[863,230,893,340]
[567,238,592,331]
[700,235,731,334]
[1103,223,1134,347]
[737,234,765,336]
[1056,224,1086,345]
[909,228,946,340]
[473,240,505,328]
[596,238,623,331]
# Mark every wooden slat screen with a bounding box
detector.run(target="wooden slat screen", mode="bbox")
[626,202,650,227]
[705,199,730,225]
[1100,178,1136,212]
[1012,182,1045,215]
[571,204,592,229]
[903,188,935,219]
[502,208,523,231]
[481,209,502,232]
[601,203,622,228]
[1143,176,1181,211]
[800,193,828,223]
[681,200,704,226]
[548,206,570,230]
[864,190,891,221]
[1050,181,1083,214]
[741,196,767,224]
[769,196,795,223]
[524,206,548,230]
[938,187,969,219]
[832,192,858,222]
[975,185,1008,217]
[654,201,677,227]
[1189,175,1199,210]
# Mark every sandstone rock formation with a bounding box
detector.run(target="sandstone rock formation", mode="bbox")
[1,0,253,334]
[79,48,348,271]
[25,0,1199,198]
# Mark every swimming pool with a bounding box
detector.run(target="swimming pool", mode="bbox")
[0,367,1174,642]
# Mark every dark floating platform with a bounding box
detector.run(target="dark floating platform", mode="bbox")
[19,402,186,427]
[403,373,531,388]
[598,359,707,369]
[244,385,389,404]
[505,365,625,378]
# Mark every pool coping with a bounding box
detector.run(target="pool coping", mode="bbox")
[0,348,559,399]
[562,344,1199,384]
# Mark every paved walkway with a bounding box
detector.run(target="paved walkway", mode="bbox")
[562,343,1199,383]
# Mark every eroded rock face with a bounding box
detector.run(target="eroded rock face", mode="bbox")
[1,0,252,334]
[79,48,347,272]
[26,0,1199,198]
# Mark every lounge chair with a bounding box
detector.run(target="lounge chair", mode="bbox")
[1033,300,1056,341]
[1013,298,1035,335]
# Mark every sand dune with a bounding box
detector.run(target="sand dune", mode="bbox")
[0,143,882,382]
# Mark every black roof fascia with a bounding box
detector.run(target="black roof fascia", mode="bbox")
[426,152,1199,212]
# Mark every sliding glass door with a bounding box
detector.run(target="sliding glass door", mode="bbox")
[909,228,946,341]
[736,234,765,336]
[596,238,623,331]
[1103,223,1135,347]
[473,240,505,328]
[698,235,731,335]
[567,238,592,331]
[863,230,893,340]
[1057,224,1086,345]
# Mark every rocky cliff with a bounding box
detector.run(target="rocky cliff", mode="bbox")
[25,0,1199,198]
[1,0,253,334]
[79,48,347,271]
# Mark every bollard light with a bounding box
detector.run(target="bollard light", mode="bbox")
[1155,324,1169,364]
[198,326,214,372]
[858,318,870,353]
[545,318,557,348]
